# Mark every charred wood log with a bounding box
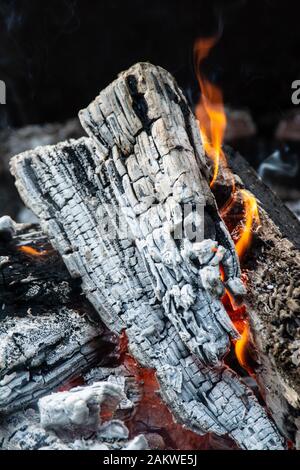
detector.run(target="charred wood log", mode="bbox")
[0,381,148,450]
[215,148,300,447]
[12,63,245,367]
[10,63,284,449]
[0,219,117,413]
[0,219,82,317]
[247,212,300,447]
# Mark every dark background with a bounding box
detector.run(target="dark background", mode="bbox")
[0,0,300,133]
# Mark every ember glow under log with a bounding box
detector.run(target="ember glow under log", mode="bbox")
[9,63,286,450]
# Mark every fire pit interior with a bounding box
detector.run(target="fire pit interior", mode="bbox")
[0,1,299,452]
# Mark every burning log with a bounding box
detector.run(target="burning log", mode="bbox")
[247,213,300,447]
[0,308,106,413]
[0,218,117,413]
[193,34,300,448]
[9,63,285,450]
[221,150,300,447]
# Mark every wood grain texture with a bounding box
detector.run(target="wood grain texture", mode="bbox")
[10,63,284,449]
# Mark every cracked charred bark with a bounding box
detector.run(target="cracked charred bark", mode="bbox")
[10,63,285,449]
[0,221,117,413]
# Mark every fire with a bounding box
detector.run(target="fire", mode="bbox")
[235,189,260,260]
[219,190,260,371]
[235,323,250,370]
[18,245,48,257]
[193,37,227,187]
[224,191,259,371]
[232,191,259,371]
[194,37,261,372]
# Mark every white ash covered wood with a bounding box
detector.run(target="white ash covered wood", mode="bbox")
[38,382,125,432]
[10,63,284,449]
[0,381,148,450]
[0,219,117,414]
[0,309,111,413]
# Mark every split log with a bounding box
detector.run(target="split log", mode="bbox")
[10,63,284,449]
[0,219,117,413]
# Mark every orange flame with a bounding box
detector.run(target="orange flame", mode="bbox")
[194,37,227,187]
[194,39,260,371]
[232,191,259,371]
[235,323,250,370]
[235,189,260,260]
[18,245,48,257]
